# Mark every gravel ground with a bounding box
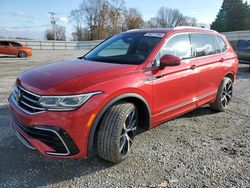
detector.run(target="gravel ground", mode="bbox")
[0,50,249,188]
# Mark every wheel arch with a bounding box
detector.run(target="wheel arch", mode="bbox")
[18,51,27,57]
[87,93,151,157]
[224,71,235,82]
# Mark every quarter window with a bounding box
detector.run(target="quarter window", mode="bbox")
[191,34,221,57]
[217,36,227,52]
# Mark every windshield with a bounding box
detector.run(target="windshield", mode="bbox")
[84,32,165,65]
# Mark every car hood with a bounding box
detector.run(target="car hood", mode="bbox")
[17,58,138,95]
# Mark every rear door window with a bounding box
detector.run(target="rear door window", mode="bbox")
[10,42,21,47]
[191,34,221,57]
[217,36,227,52]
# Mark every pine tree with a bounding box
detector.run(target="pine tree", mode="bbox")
[211,0,250,32]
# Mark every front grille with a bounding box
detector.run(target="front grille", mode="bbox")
[15,122,79,156]
[12,86,45,114]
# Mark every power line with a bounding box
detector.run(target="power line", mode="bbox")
[140,5,221,14]
[140,1,250,16]
[0,25,50,29]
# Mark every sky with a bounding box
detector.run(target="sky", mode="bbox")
[0,0,247,40]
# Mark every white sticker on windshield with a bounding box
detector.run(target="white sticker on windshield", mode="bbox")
[144,33,165,38]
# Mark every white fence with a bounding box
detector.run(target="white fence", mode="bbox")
[1,30,250,50]
[0,39,103,50]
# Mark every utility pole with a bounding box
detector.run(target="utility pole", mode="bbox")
[49,12,56,40]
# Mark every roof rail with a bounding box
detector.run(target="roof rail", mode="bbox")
[173,26,218,33]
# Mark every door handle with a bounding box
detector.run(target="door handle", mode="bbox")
[190,65,196,70]
[155,75,165,79]
[219,58,224,62]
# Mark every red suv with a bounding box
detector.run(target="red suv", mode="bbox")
[8,27,238,163]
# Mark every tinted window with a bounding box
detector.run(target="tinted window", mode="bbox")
[85,32,164,65]
[237,40,250,50]
[160,34,192,59]
[136,36,162,55]
[191,34,221,57]
[98,39,129,57]
[10,42,21,47]
[0,41,9,46]
[217,37,227,52]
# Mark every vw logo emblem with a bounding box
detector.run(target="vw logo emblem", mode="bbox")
[16,90,22,102]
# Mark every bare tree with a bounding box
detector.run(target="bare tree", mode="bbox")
[70,2,200,40]
[45,30,53,40]
[70,0,127,40]
[157,7,186,28]
[108,0,125,35]
[79,0,110,40]
[45,25,66,40]
[144,17,158,28]
[96,2,110,39]
[70,9,86,40]
[56,25,66,41]
[145,7,198,28]
[183,16,198,26]
[123,8,144,30]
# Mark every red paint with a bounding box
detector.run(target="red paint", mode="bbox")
[160,54,181,67]
[8,28,238,158]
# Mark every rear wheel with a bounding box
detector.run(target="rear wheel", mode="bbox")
[210,77,233,112]
[18,51,27,58]
[97,102,138,163]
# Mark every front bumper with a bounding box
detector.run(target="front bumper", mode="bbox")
[11,121,36,150]
[8,92,102,158]
[11,120,79,156]
[25,49,32,56]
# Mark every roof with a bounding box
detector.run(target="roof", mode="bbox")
[0,40,21,43]
[126,26,218,34]
[126,28,171,33]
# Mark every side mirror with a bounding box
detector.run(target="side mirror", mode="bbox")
[159,54,181,69]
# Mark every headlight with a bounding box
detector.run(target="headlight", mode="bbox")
[38,91,102,111]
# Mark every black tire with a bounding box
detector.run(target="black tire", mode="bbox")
[210,77,233,112]
[97,102,138,163]
[18,51,27,58]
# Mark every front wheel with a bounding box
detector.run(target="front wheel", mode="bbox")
[210,77,233,112]
[18,51,27,58]
[97,102,138,163]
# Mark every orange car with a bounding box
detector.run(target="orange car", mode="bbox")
[0,41,32,57]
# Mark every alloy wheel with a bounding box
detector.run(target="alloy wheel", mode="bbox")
[221,81,232,108]
[119,110,137,156]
